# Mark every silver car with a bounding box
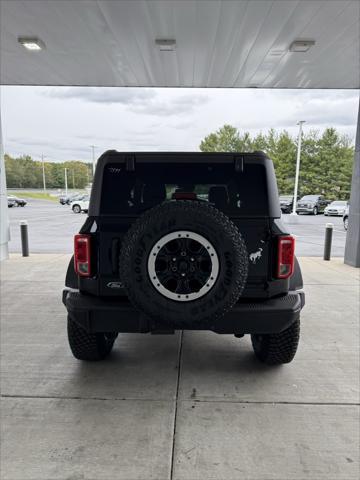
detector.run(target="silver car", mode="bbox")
[324,200,348,216]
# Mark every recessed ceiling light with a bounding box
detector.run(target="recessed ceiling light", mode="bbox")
[18,37,46,51]
[155,38,176,51]
[269,50,285,57]
[289,40,315,53]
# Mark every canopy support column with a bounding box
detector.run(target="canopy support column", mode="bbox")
[344,99,360,267]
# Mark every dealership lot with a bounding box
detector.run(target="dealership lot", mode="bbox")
[8,198,347,256]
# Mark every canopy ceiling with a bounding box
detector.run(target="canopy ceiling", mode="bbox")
[0,0,359,88]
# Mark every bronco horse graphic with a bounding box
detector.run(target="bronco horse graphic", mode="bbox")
[249,247,263,264]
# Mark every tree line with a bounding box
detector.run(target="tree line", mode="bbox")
[4,155,92,190]
[4,126,354,199]
[200,126,354,199]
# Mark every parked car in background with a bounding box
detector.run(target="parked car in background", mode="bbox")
[70,196,89,213]
[279,195,297,213]
[7,196,16,207]
[296,195,328,215]
[343,206,349,230]
[8,195,27,207]
[60,194,72,205]
[59,193,84,205]
[324,200,348,216]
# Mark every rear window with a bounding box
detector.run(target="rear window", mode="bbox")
[301,195,319,201]
[100,162,268,216]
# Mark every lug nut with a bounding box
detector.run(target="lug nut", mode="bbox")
[181,251,186,256]
[181,273,186,277]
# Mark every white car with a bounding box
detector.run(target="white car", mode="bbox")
[324,200,348,216]
[70,196,89,213]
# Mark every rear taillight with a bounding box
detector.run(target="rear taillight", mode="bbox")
[74,234,91,277]
[277,236,295,279]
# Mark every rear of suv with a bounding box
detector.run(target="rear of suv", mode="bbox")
[63,151,305,365]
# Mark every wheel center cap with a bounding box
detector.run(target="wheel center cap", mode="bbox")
[179,261,188,272]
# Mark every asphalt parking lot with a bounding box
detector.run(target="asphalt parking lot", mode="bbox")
[7,198,347,256]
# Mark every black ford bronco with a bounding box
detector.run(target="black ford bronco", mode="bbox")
[63,151,305,365]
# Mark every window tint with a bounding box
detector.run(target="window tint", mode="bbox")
[100,162,268,216]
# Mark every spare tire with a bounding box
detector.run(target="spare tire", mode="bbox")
[119,201,248,328]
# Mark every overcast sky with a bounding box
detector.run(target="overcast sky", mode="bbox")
[0,86,358,163]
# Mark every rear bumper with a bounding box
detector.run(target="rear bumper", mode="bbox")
[296,207,314,213]
[63,289,305,335]
[325,211,343,216]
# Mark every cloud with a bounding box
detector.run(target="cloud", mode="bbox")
[303,103,356,126]
[3,86,357,162]
[171,121,194,130]
[226,90,359,131]
[43,87,156,105]
[131,94,209,116]
[283,95,359,127]
[7,136,55,147]
[42,87,209,116]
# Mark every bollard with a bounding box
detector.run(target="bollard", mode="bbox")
[20,220,29,257]
[323,223,333,261]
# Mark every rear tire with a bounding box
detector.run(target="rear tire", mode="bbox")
[251,319,300,365]
[67,316,116,361]
[313,207,318,215]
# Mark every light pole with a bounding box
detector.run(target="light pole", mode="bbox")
[41,154,46,193]
[64,168,68,196]
[90,145,97,177]
[291,121,306,215]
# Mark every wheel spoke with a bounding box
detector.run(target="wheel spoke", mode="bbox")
[179,237,188,251]
[175,278,190,294]
[196,245,208,257]
[163,240,180,254]
[156,252,173,262]
[193,269,210,282]
[156,271,176,283]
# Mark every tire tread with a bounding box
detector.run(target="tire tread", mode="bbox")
[251,319,300,365]
[67,317,115,361]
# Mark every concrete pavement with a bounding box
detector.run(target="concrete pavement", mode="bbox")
[1,255,359,479]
